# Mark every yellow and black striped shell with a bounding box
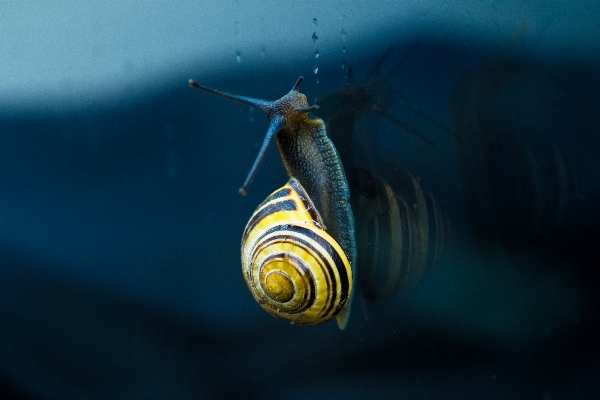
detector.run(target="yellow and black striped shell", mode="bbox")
[241,178,353,325]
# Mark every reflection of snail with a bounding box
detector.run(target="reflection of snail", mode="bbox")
[319,46,451,304]
[189,77,356,328]
[354,165,450,301]
[451,60,572,254]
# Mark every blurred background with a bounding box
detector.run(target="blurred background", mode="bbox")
[1,1,599,398]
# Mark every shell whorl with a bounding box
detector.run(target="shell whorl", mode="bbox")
[242,178,353,325]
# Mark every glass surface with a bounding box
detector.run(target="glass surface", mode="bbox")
[1,2,599,398]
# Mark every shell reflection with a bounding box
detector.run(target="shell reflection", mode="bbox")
[321,45,452,305]
[451,59,573,255]
[355,165,451,301]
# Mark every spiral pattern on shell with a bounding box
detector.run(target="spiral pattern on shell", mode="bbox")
[241,178,353,325]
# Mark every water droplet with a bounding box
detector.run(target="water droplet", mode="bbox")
[259,46,266,58]
[340,27,347,40]
[316,79,319,84]
[313,18,318,26]
[314,50,319,58]
[235,50,242,63]
[313,65,319,74]
[342,45,347,53]
[312,32,318,44]
[341,60,346,70]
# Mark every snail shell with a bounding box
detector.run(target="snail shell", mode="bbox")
[242,178,353,325]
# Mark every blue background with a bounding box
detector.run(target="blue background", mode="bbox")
[1,2,599,398]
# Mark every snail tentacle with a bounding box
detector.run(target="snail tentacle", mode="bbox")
[188,79,271,111]
[239,115,285,196]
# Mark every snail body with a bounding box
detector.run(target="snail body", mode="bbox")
[189,77,355,328]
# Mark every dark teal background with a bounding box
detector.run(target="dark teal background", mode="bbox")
[1,12,599,400]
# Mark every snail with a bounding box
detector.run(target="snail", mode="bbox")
[188,77,356,328]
